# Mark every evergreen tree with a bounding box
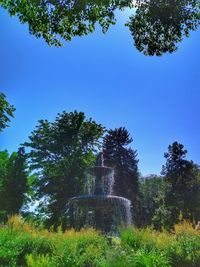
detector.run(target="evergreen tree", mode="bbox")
[0,148,28,221]
[161,141,200,226]
[103,127,139,221]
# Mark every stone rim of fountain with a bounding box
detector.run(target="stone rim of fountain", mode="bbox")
[66,152,132,233]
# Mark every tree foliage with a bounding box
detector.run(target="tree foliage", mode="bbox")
[23,111,105,227]
[128,0,200,56]
[160,141,200,227]
[0,0,133,46]
[0,148,28,221]
[0,93,15,132]
[1,0,199,55]
[103,127,140,219]
[138,174,165,226]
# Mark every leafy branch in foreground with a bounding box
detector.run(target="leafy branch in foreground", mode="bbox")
[128,0,200,56]
[1,0,199,55]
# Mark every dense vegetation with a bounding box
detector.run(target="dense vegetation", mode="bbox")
[0,94,200,266]
[1,1,200,264]
[0,216,199,267]
[0,148,28,222]
[0,98,200,230]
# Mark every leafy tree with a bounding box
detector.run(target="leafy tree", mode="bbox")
[103,127,140,222]
[1,0,199,55]
[128,0,200,56]
[0,0,133,46]
[0,93,15,132]
[161,141,200,227]
[138,174,165,226]
[152,190,172,230]
[23,111,105,227]
[0,148,28,222]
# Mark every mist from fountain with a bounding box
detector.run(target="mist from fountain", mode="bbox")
[66,152,132,234]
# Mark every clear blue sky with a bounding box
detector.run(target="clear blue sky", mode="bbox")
[0,8,200,176]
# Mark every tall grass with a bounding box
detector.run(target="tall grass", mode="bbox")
[0,216,108,267]
[120,221,200,267]
[0,216,199,267]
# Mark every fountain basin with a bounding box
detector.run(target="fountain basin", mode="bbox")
[67,195,132,234]
[66,153,132,234]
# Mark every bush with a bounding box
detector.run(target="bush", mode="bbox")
[119,222,200,267]
[26,254,56,267]
[99,247,170,267]
[131,249,170,267]
[53,229,108,267]
[120,227,157,251]
[0,226,53,266]
[165,233,200,267]
[0,217,108,267]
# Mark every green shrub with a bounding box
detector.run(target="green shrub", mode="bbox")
[0,224,108,267]
[131,249,170,267]
[99,248,132,267]
[165,233,200,267]
[99,247,170,267]
[119,224,200,267]
[0,229,53,266]
[120,227,157,251]
[53,229,108,267]
[0,231,31,266]
[26,254,56,267]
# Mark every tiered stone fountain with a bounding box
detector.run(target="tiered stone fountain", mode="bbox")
[66,153,132,234]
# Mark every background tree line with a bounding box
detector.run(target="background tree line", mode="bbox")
[0,93,200,230]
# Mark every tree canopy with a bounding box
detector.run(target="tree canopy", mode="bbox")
[1,0,199,55]
[158,142,200,227]
[138,174,164,227]
[0,148,28,222]
[23,111,105,227]
[128,0,200,55]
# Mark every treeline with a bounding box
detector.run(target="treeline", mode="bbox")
[0,94,200,230]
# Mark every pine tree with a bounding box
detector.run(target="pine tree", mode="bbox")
[162,141,200,226]
[103,127,139,221]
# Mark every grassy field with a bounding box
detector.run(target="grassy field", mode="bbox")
[0,216,200,267]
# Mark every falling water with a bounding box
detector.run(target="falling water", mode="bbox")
[66,152,132,234]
